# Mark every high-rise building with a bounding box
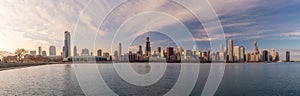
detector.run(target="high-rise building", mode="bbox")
[245,52,250,62]
[275,52,280,61]
[42,51,47,57]
[240,46,245,61]
[192,45,198,56]
[63,31,71,58]
[30,50,37,56]
[228,39,234,62]
[145,37,151,57]
[286,51,290,62]
[97,49,102,56]
[49,45,56,56]
[114,50,119,61]
[219,44,226,61]
[38,46,42,55]
[176,46,182,55]
[234,46,240,61]
[254,40,259,55]
[261,50,269,62]
[220,44,224,52]
[183,50,193,60]
[103,52,110,57]
[74,46,78,56]
[118,43,122,60]
[155,47,161,56]
[156,47,161,54]
[271,48,276,61]
[81,48,89,56]
[160,50,165,58]
[137,45,143,56]
[166,47,174,60]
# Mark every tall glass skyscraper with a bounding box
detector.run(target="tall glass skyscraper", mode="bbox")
[63,31,71,58]
[145,37,151,57]
[228,39,234,62]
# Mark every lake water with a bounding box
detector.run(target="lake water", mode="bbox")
[0,62,300,96]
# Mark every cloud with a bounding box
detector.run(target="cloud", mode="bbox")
[280,30,300,39]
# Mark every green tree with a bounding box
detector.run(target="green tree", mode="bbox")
[15,48,28,63]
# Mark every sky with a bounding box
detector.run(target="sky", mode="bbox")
[0,0,299,60]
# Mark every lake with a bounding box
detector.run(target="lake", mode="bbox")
[0,62,299,96]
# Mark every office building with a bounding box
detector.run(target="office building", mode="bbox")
[240,46,245,61]
[166,47,174,60]
[254,40,259,55]
[271,48,276,61]
[228,39,234,62]
[261,50,269,62]
[63,31,71,58]
[286,51,290,62]
[234,46,241,61]
[156,47,161,54]
[81,48,89,56]
[49,45,56,56]
[103,52,110,57]
[118,43,122,60]
[74,46,78,56]
[38,46,42,55]
[42,51,47,56]
[97,49,102,56]
[30,50,37,56]
[183,50,193,60]
[145,37,151,57]
[137,45,143,56]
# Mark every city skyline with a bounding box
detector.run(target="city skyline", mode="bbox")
[0,31,297,61]
[15,34,292,63]
[0,0,299,61]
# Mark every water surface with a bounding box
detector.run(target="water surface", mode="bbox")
[0,63,299,96]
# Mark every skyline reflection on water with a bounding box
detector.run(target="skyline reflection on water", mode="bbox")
[0,63,299,96]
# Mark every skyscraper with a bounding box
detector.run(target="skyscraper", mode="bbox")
[166,47,174,60]
[145,37,151,57]
[234,46,241,61]
[228,39,234,62]
[38,46,42,55]
[103,52,110,57]
[286,51,290,62]
[240,46,245,61]
[254,40,259,55]
[271,48,276,61]
[137,45,143,56]
[81,48,89,56]
[42,51,47,56]
[49,45,56,56]
[261,50,269,62]
[63,31,71,58]
[156,47,161,56]
[74,46,78,56]
[118,43,122,60]
[156,47,161,54]
[245,52,250,62]
[220,44,224,52]
[192,45,198,56]
[97,49,102,56]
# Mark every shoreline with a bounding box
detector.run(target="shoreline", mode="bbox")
[0,62,61,71]
[0,62,298,71]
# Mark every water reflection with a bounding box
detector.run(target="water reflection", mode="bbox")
[0,63,300,96]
